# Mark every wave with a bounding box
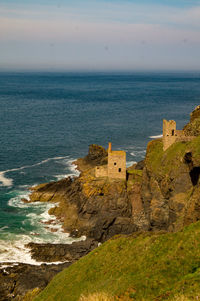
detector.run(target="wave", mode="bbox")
[0,230,86,265]
[54,159,80,181]
[8,191,86,243]
[149,134,163,139]
[0,236,70,266]
[0,155,69,187]
[130,150,146,157]
[0,157,85,264]
[126,161,137,168]
[63,158,80,177]
[4,191,86,264]
[0,226,9,231]
[0,172,13,187]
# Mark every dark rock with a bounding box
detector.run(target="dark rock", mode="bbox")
[0,262,70,301]
[85,144,108,167]
[190,105,200,123]
[135,160,145,170]
[183,105,200,136]
[73,144,108,173]
[26,238,98,263]
[0,238,98,300]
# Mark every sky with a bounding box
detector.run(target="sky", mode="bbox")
[1,0,200,71]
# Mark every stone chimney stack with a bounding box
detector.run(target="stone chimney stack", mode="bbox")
[108,142,112,153]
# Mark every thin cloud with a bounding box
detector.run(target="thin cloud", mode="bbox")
[1,17,200,45]
[0,1,200,70]
[0,2,200,28]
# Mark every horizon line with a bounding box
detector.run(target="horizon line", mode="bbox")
[0,69,200,74]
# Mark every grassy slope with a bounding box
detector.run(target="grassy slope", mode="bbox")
[35,221,200,301]
[146,136,200,176]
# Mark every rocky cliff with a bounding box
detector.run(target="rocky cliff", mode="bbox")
[141,106,200,232]
[28,106,200,242]
[29,145,140,242]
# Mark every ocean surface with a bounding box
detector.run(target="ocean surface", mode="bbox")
[0,71,200,264]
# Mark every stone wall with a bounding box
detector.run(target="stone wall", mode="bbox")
[163,119,195,151]
[95,143,126,180]
[95,166,108,177]
[108,151,126,180]
[175,136,195,143]
[163,119,177,151]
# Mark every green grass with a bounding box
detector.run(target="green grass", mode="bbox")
[145,137,200,178]
[188,136,200,163]
[127,170,143,176]
[35,222,200,301]
[146,139,186,176]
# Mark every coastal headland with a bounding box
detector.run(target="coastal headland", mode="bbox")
[1,106,200,300]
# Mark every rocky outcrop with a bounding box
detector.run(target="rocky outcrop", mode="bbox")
[26,238,98,263]
[141,132,200,232]
[28,108,200,237]
[73,144,108,173]
[0,262,70,301]
[184,105,200,136]
[29,175,138,242]
[0,239,98,300]
[28,144,140,242]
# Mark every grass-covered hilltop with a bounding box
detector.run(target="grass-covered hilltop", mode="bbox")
[23,106,200,300]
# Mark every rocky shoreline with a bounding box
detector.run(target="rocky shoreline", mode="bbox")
[2,106,200,300]
[0,145,122,300]
[0,239,99,300]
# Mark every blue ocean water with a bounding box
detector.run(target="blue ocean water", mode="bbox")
[0,71,200,263]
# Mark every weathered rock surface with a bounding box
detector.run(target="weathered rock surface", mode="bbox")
[142,129,200,232]
[0,239,98,301]
[26,238,98,263]
[73,144,108,173]
[29,145,139,242]
[28,110,200,236]
[0,262,70,301]
[184,105,200,136]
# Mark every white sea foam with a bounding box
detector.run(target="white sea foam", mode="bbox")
[54,174,69,181]
[0,156,84,264]
[0,155,69,187]
[0,230,86,265]
[149,134,163,139]
[0,236,70,265]
[8,192,30,208]
[126,161,137,168]
[3,192,86,264]
[54,159,80,180]
[0,172,13,187]
[0,236,41,265]
[0,226,9,231]
[130,150,146,157]
[66,159,80,177]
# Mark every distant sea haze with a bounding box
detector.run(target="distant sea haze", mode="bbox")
[0,71,199,264]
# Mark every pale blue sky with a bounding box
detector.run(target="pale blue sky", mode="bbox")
[1,0,200,71]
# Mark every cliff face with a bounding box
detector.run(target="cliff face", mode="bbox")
[183,105,200,136]
[140,106,200,232]
[28,106,200,241]
[142,137,200,231]
[29,145,138,242]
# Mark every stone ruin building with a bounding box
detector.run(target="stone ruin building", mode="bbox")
[95,142,126,180]
[95,119,195,180]
[163,119,195,151]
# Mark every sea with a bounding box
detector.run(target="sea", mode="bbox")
[0,71,200,265]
